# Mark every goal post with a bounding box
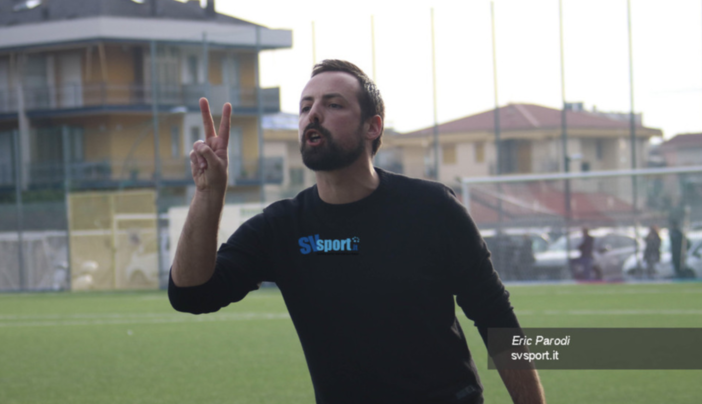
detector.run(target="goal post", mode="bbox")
[459,165,702,282]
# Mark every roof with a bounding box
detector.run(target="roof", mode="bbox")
[460,182,634,226]
[0,0,254,27]
[0,0,292,51]
[400,103,658,137]
[660,133,702,149]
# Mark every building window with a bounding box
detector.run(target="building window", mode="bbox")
[475,142,485,163]
[187,55,199,84]
[442,145,456,165]
[34,126,83,163]
[581,161,590,172]
[290,168,304,186]
[224,54,240,86]
[189,126,200,145]
[69,127,84,162]
[0,131,12,185]
[171,126,180,158]
[596,139,604,160]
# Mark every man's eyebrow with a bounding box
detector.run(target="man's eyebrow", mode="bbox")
[299,93,347,105]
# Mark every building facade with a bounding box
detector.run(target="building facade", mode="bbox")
[378,103,664,227]
[383,103,662,184]
[0,0,292,207]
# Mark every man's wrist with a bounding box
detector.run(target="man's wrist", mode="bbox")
[194,188,226,206]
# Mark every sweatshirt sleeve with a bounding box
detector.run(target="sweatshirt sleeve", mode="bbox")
[168,213,276,314]
[437,187,521,351]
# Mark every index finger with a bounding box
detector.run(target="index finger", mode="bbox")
[199,98,216,140]
[217,102,232,147]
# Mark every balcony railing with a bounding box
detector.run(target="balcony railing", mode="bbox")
[8,157,283,187]
[231,157,284,185]
[28,161,113,185]
[0,84,280,114]
[0,161,13,186]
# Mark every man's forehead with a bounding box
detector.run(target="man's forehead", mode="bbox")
[301,71,360,100]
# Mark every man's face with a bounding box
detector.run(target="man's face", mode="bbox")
[298,71,367,171]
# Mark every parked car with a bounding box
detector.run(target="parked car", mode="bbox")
[533,229,639,281]
[687,237,702,277]
[622,230,702,279]
[480,229,550,281]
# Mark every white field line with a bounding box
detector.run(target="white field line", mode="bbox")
[512,309,702,316]
[0,312,290,328]
[2,308,701,328]
[510,288,702,296]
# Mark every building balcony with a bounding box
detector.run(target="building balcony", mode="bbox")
[230,157,284,186]
[0,84,281,115]
[1,157,284,189]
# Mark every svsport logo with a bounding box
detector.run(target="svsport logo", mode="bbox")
[298,234,360,255]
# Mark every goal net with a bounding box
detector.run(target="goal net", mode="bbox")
[459,166,702,282]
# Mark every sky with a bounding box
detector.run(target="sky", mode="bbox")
[207,0,702,140]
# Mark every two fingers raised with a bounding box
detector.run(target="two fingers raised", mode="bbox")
[199,98,232,146]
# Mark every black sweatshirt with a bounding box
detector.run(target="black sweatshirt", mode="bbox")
[169,168,520,404]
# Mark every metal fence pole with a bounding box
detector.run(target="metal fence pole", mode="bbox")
[491,1,504,230]
[61,126,73,291]
[255,25,265,203]
[627,0,641,266]
[203,32,210,101]
[13,129,25,291]
[150,40,164,289]
[430,8,440,181]
[559,0,572,269]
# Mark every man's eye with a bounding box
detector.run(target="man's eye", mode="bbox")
[329,103,341,109]
[300,106,311,113]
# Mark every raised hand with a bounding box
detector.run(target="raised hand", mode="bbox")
[190,98,232,193]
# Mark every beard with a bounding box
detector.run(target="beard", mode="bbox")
[300,121,366,171]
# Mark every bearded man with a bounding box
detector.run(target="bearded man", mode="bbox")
[169,59,545,404]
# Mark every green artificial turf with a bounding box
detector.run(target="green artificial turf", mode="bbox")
[1,283,701,403]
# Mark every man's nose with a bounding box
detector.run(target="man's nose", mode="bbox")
[308,103,322,124]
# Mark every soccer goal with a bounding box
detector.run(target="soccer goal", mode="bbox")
[459,165,702,283]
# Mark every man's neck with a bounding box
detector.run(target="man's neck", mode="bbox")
[314,158,379,205]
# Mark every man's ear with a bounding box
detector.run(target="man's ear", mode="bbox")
[365,115,382,142]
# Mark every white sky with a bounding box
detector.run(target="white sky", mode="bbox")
[209,0,702,139]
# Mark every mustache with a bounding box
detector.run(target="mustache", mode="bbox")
[303,122,332,139]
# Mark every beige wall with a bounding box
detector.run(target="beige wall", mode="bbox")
[402,146,426,180]
[232,116,260,162]
[49,113,186,180]
[238,52,256,88]
[208,51,223,85]
[105,45,135,84]
[438,142,490,183]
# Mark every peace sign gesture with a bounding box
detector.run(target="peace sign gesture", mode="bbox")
[190,98,232,193]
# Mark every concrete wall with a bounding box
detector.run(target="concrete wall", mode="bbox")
[402,146,426,180]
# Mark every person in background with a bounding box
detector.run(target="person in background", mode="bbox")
[669,220,690,278]
[643,226,661,278]
[517,234,535,281]
[576,227,595,280]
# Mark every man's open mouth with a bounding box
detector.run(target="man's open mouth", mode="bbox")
[306,130,323,145]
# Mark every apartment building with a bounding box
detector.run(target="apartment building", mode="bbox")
[658,133,702,167]
[380,103,664,226]
[384,103,663,183]
[0,0,292,205]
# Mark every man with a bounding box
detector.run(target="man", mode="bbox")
[169,60,545,404]
[669,220,690,278]
[575,227,595,280]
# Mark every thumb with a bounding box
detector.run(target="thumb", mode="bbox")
[194,141,220,168]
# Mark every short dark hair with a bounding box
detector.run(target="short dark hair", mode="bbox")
[311,59,385,156]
